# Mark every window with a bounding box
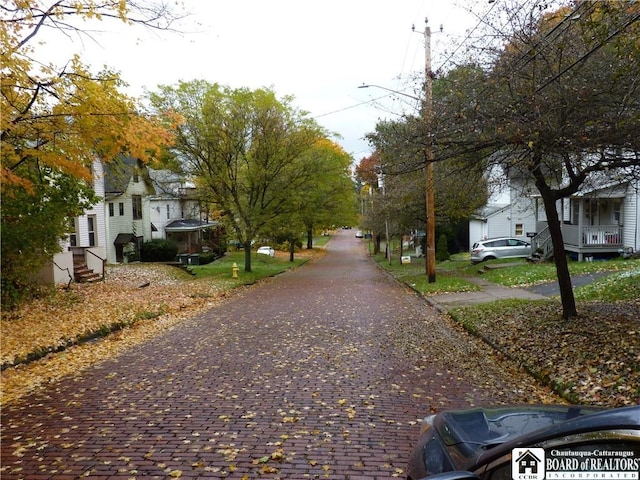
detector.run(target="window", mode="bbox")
[515,224,523,236]
[166,204,170,219]
[132,195,142,220]
[612,200,621,224]
[108,202,114,217]
[572,199,579,225]
[119,202,124,216]
[87,216,96,246]
[489,240,508,247]
[68,218,77,247]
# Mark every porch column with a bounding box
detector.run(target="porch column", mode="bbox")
[578,199,584,260]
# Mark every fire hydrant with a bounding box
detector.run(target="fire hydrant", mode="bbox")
[232,262,239,278]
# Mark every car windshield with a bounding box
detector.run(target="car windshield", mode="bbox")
[439,406,602,458]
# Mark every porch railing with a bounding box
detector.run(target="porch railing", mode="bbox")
[531,225,553,260]
[86,248,107,281]
[562,224,623,247]
[53,260,73,287]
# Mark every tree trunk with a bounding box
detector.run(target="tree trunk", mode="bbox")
[289,235,295,262]
[244,243,252,272]
[541,193,578,319]
[306,227,313,249]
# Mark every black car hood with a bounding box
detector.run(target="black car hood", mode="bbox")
[472,405,639,468]
[431,404,640,470]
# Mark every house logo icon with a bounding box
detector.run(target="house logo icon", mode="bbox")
[512,448,545,480]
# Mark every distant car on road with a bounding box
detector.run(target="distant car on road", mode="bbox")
[355,230,364,238]
[406,404,639,480]
[256,246,275,257]
[470,237,531,264]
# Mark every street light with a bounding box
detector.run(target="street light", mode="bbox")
[357,84,421,102]
[359,75,436,282]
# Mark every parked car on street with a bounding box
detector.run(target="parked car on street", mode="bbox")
[355,230,364,238]
[470,237,531,264]
[406,405,639,480]
[256,246,275,257]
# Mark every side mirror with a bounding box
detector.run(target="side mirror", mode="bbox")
[417,471,481,480]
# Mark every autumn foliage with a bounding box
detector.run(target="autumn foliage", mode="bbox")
[1,1,179,306]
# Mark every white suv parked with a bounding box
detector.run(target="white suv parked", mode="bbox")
[470,237,531,264]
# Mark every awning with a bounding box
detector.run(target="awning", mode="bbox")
[165,219,219,233]
[114,233,136,245]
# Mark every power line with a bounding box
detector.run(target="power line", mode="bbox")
[534,9,640,94]
[433,0,498,73]
[508,1,596,77]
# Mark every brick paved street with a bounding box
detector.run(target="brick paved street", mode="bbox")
[1,230,548,479]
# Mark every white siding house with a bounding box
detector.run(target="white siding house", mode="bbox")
[147,169,201,241]
[38,157,226,283]
[471,162,639,260]
[104,157,155,263]
[469,165,537,247]
[530,179,639,260]
[35,158,108,285]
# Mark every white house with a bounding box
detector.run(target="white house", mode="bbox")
[471,163,639,260]
[39,157,226,285]
[147,168,200,240]
[469,165,537,246]
[104,157,155,263]
[147,168,225,257]
[36,158,108,285]
[530,178,639,261]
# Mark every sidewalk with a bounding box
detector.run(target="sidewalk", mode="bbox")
[424,271,614,310]
[425,277,547,310]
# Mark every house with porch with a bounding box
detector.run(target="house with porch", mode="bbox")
[469,165,538,246]
[471,165,639,261]
[39,157,226,285]
[104,156,155,263]
[147,168,226,258]
[530,178,638,261]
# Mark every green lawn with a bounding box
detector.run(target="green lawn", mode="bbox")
[372,248,640,300]
[191,250,312,287]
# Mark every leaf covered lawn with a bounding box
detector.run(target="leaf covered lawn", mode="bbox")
[450,300,640,407]
[1,264,232,404]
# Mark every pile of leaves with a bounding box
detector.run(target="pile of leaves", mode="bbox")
[450,300,639,407]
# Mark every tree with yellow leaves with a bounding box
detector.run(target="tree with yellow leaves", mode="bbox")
[1,1,182,307]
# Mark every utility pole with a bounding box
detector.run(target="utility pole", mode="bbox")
[424,18,436,283]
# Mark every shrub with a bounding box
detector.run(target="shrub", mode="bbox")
[140,239,179,262]
[436,234,450,262]
[198,252,216,265]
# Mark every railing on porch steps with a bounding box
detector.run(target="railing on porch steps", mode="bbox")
[530,225,554,262]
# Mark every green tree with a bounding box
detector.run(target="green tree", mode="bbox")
[150,81,325,272]
[1,168,97,306]
[298,139,358,249]
[436,234,449,262]
[363,117,488,248]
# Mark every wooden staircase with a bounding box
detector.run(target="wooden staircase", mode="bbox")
[73,261,102,283]
[529,226,554,262]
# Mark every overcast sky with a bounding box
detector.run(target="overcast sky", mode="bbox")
[42,1,486,163]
